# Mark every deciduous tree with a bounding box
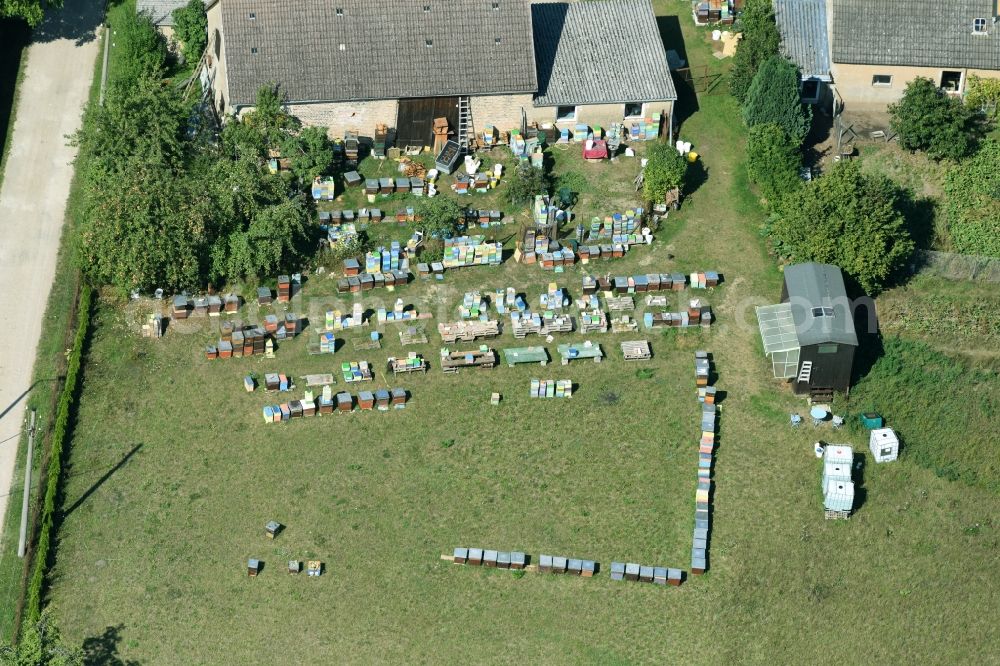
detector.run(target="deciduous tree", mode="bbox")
[172,0,207,65]
[729,0,781,104]
[769,161,914,293]
[889,77,975,160]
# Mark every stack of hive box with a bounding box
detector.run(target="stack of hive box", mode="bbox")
[693,350,715,576]
[688,271,720,288]
[210,322,270,359]
[327,303,366,331]
[442,236,502,269]
[277,276,291,303]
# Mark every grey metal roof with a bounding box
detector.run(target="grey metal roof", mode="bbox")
[832,0,1000,70]
[773,0,831,80]
[531,0,677,107]
[783,263,858,347]
[220,0,538,108]
[137,0,209,27]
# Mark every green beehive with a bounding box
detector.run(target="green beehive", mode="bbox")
[860,412,884,429]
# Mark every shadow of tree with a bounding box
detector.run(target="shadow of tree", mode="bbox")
[82,624,141,666]
[31,0,104,45]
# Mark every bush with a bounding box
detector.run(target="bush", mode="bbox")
[416,196,465,237]
[742,56,811,145]
[730,0,781,104]
[943,138,1000,257]
[172,0,207,65]
[25,287,92,625]
[745,123,801,203]
[889,77,976,160]
[769,160,914,293]
[507,163,551,206]
[965,74,1000,119]
[642,140,687,203]
[113,9,169,86]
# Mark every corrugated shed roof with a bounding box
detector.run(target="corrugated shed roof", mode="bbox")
[773,0,831,80]
[783,263,858,347]
[832,0,1000,70]
[221,0,538,108]
[137,0,209,27]
[531,0,677,106]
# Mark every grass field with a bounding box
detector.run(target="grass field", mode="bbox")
[43,1,1000,662]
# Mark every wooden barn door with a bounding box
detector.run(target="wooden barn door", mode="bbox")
[396,97,459,149]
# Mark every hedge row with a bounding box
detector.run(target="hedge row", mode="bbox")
[24,286,92,624]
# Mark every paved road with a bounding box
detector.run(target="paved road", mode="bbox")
[0,1,102,546]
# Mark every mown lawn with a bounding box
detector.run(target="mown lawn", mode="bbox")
[45,1,999,662]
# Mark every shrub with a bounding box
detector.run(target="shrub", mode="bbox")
[507,163,551,206]
[889,77,975,160]
[742,56,812,145]
[113,9,169,86]
[965,74,1000,119]
[416,196,465,237]
[745,123,801,203]
[172,0,207,65]
[943,138,1000,257]
[769,160,914,293]
[642,140,687,203]
[730,0,781,103]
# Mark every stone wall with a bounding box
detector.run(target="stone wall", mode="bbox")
[282,100,400,138]
[469,93,534,132]
[833,63,1000,110]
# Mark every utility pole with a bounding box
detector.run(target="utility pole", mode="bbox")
[17,410,36,558]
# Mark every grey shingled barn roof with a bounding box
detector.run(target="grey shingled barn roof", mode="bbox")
[531,0,677,107]
[773,0,831,80]
[783,263,858,348]
[832,0,1000,70]
[219,0,537,108]
[137,0,209,27]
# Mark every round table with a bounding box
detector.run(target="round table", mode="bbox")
[810,407,828,420]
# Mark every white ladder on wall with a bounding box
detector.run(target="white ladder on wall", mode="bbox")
[457,96,472,154]
[797,361,813,383]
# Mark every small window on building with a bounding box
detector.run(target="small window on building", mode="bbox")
[941,70,963,92]
[214,29,221,58]
[338,43,346,51]
[973,17,987,33]
[250,47,257,54]
[494,37,501,45]
[248,12,255,19]
[425,39,433,48]
[817,344,839,354]
[492,1,500,10]
[336,8,344,16]
[871,74,892,87]
[811,307,834,318]
[624,102,643,117]
[423,4,430,11]
[556,105,576,121]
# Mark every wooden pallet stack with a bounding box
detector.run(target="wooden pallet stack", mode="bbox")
[438,320,500,343]
[387,353,426,374]
[440,346,497,373]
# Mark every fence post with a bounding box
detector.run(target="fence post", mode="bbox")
[17,411,36,558]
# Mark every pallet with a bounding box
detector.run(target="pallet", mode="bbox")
[607,296,635,312]
[621,340,651,361]
[399,326,428,346]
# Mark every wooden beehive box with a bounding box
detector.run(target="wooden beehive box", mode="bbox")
[453,547,468,564]
[248,558,261,577]
[336,392,353,412]
[358,391,375,410]
[468,548,483,565]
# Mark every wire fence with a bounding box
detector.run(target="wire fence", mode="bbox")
[914,250,1000,283]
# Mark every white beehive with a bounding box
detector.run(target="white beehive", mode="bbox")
[869,428,899,463]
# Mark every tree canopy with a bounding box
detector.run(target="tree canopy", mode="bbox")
[742,56,811,145]
[745,122,801,204]
[0,0,60,27]
[943,138,1000,258]
[416,196,465,237]
[507,163,551,206]
[113,10,170,87]
[730,0,781,104]
[889,77,976,161]
[642,140,687,203]
[172,0,208,65]
[769,161,914,293]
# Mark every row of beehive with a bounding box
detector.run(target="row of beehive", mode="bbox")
[453,548,527,569]
[207,327,270,359]
[644,305,713,329]
[822,444,855,517]
[363,176,424,196]
[260,388,406,422]
[319,208,386,224]
[610,562,683,586]
[327,303,366,331]
[451,171,499,194]
[581,272,720,295]
[693,351,715,575]
[530,379,572,398]
[336,270,410,293]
